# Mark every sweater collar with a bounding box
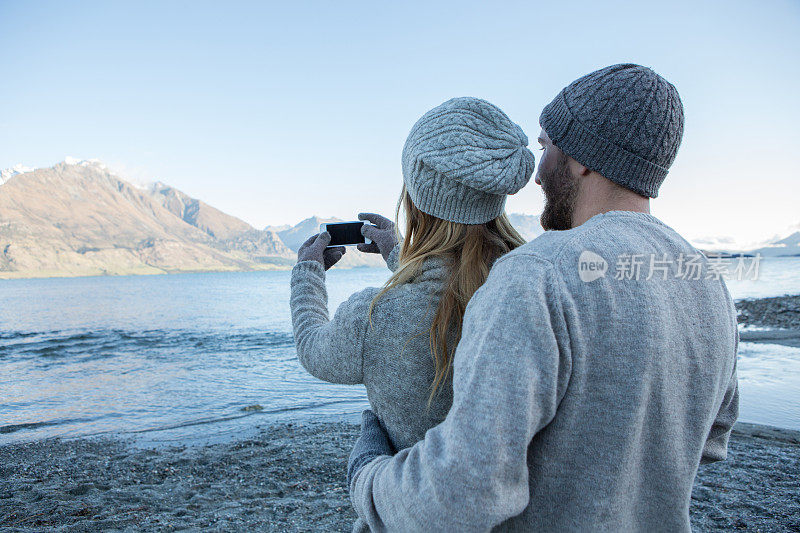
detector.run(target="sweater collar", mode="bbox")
[408,255,451,283]
[586,210,668,228]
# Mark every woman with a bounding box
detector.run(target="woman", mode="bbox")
[289,97,535,503]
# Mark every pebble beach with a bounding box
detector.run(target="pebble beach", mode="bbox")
[1,421,799,532]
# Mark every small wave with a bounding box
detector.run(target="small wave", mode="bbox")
[0,328,295,361]
[0,331,59,340]
[42,400,365,441]
[122,400,362,435]
[0,415,103,435]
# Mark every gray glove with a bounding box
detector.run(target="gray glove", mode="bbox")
[347,410,394,488]
[357,213,399,262]
[297,232,346,270]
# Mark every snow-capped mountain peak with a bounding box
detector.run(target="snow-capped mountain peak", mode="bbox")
[63,156,107,170]
[0,163,35,184]
[2,158,158,190]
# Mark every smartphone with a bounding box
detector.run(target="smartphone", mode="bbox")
[319,221,373,247]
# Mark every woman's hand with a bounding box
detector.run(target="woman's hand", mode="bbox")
[297,232,346,270]
[357,213,399,261]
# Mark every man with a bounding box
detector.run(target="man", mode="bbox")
[347,64,739,532]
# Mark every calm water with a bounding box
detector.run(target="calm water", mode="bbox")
[1,257,799,447]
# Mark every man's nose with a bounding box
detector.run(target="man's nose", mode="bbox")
[534,173,541,185]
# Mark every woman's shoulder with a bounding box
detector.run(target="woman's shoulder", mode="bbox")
[343,283,409,309]
[336,285,395,317]
[342,279,434,318]
[341,285,383,307]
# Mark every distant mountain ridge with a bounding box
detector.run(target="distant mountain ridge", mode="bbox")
[0,160,290,278]
[0,159,386,278]
[3,159,793,279]
[266,215,387,268]
[268,213,545,247]
[748,228,800,257]
[0,163,34,184]
[698,222,800,258]
[267,216,345,251]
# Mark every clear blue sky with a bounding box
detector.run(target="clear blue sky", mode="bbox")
[1,0,798,246]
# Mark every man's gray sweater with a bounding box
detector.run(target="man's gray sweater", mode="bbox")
[350,211,739,532]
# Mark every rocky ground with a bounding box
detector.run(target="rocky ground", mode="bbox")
[691,423,800,532]
[0,423,359,532]
[736,294,800,330]
[1,421,798,532]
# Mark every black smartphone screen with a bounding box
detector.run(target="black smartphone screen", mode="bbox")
[326,222,365,246]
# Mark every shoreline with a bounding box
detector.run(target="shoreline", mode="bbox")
[1,421,798,532]
[2,257,799,283]
[0,264,381,281]
[739,328,800,347]
[736,294,800,347]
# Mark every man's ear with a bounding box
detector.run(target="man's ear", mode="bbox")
[567,157,592,177]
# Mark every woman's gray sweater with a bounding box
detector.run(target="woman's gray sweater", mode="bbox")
[289,244,456,451]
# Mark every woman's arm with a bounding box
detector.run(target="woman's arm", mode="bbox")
[384,243,401,272]
[290,260,372,384]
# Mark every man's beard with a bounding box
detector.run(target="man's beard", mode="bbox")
[539,152,579,231]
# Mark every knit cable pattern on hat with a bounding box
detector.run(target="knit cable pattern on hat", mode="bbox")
[540,63,684,198]
[402,97,536,224]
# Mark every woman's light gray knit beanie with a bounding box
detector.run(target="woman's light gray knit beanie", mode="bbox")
[401,97,535,224]
[539,63,684,198]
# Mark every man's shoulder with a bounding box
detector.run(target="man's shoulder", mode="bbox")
[500,212,686,272]
[483,234,572,289]
[498,223,600,269]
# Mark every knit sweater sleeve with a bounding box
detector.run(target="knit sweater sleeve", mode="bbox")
[700,362,738,464]
[700,287,739,465]
[289,260,370,385]
[350,253,573,531]
[701,332,739,464]
[385,243,401,272]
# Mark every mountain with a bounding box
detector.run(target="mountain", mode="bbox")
[697,222,800,258]
[264,224,291,233]
[0,158,546,280]
[0,159,295,278]
[148,182,253,241]
[270,216,385,268]
[272,216,345,251]
[0,163,34,185]
[145,182,297,261]
[271,213,544,267]
[275,213,546,248]
[748,227,800,257]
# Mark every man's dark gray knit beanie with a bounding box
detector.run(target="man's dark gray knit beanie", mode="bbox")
[402,97,535,224]
[539,63,684,198]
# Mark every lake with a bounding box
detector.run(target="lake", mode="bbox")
[2,257,799,447]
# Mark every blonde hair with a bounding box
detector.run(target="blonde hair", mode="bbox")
[369,184,526,407]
